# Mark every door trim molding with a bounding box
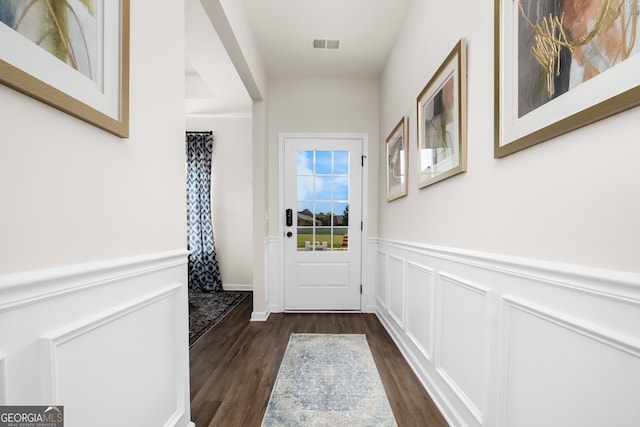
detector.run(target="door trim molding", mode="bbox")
[277,133,369,312]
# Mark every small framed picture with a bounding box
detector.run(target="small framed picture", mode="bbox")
[386,116,408,201]
[417,38,467,189]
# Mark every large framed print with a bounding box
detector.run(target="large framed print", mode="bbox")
[0,1,130,138]
[417,38,467,189]
[386,116,408,202]
[495,0,640,158]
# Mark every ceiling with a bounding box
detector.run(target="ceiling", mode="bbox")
[185,0,413,117]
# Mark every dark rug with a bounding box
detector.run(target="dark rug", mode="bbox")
[189,291,249,347]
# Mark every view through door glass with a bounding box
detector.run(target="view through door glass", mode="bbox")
[296,150,349,252]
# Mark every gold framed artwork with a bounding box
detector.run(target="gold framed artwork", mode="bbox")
[417,38,467,189]
[495,0,640,158]
[386,116,408,201]
[0,1,130,138]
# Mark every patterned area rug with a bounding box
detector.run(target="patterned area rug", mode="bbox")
[189,291,249,347]
[262,334,397,426]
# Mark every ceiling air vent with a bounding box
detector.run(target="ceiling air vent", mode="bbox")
[312,38,340,50]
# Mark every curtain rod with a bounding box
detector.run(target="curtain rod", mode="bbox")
[186,131,212,135]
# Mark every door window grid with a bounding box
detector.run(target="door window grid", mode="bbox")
[296,150,349,251]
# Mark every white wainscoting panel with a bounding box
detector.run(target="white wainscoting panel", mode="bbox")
[0,250,192,427]
[267,237,281,315]
[374,239,640,427]
[252,237,279,321]
[0,352,7,405]
[387,255,405,329]
[41,284,183,427]
[406,262,434,362]
[376,251,388,309]
[498,297,640,427]
[361,239,378,313]
[436,273,492,424]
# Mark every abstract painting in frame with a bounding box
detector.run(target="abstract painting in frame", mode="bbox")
[386,116,408,201]
[0,1,130,137]
[417,38,467,189]
[495,0,640,158]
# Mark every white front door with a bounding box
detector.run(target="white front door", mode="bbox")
[283,135,363,310]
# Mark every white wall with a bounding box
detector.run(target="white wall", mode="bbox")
[186,116,254,287]
[0,3,187,275]
[379,0,640,273]
[260,78,380,315]
[376,1,640,426]
[251,100,270,318]
[0,2,191,426]
[267,78,380,237]
[205,0,270,313]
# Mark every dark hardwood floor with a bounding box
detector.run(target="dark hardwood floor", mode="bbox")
[189,294,448,426]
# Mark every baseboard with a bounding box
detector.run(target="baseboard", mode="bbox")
[375,306,459,427]
[251,308,271,322]
[362,303,377,313]
[223,284,253,292]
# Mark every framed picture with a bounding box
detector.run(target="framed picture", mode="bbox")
[0,1,130,138]
[495,0,640,158]
[386,116,408,201]
[417,38,467,189]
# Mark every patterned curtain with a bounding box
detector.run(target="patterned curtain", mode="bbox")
[186,132,223,292]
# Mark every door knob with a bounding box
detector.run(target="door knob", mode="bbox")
[286,231,293,238]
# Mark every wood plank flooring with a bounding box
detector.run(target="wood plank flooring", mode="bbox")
[189,294,448,426]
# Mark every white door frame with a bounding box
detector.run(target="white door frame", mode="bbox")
[278,132,369,311]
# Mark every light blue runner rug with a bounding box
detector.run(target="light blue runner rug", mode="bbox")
[261,334,398,426]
